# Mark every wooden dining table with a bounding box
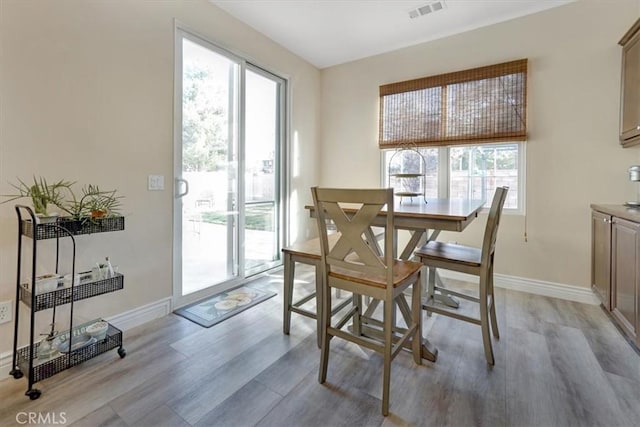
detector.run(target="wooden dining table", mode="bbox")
[305,197,485,362]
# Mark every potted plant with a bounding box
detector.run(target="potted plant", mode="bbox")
[1,176,74,220]
[58,184,123,221]
[86,188,123,219]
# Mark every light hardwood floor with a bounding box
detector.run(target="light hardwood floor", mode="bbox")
[1,265,639,427]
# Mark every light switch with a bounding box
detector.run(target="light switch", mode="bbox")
[148,175,165,191]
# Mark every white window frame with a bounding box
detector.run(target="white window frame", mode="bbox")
[381,142,526,215]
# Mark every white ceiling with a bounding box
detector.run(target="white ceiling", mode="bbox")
[211,0,574,69]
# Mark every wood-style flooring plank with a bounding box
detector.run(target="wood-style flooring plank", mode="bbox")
[505,326,573,427]
[445,337,506,427]
[69,404,128,427]
[252,334,320,397]
[130,404,190,427]
[604,371,640,422]
[195,380,283,427]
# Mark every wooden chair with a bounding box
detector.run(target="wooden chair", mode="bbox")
[414,186,508,365]
[282,234,351,347]
[311,187,423,416]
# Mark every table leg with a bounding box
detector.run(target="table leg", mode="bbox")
[402,229,459,309]
[358,320,438,362]
[433,274,460,308]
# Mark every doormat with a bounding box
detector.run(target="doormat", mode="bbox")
[174,286,276,328]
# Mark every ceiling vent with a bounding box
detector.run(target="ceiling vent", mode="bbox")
[409,1,447,19]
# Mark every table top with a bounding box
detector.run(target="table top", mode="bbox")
[306,198,485,232]
[393,198,485,220]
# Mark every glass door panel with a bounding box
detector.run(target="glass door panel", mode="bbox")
[178,36,239,297]
[243,67,282,276]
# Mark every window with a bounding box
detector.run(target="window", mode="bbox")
[379,59,527,211]
[382,143,524,212]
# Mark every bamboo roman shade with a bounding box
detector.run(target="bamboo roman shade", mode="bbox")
[379,59,528,148]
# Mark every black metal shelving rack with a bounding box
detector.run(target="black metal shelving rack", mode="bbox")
[9,205,126,400]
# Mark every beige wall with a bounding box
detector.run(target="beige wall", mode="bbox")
[319,0,640,288]
[0,0,321,354]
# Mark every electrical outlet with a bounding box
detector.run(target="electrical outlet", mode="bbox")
[0,300,12,324]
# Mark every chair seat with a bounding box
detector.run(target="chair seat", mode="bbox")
[415,241,481,268]
[282,233,340,259]
[330,259,422,289]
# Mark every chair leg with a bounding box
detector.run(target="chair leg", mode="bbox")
[479,273,495,365]
[425,266,436,317]
[314,260,323,348]
[352,293,363,336]
[427,267,437,299]
[381,298,393,416]
[283,253,294,336]
[319,280,331,384]
[411,276,423,365]
[488,262,500,339]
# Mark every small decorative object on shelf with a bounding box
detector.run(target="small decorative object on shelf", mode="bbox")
[59,184,123,221]
[9,205,126,400]
[85,321,109,341]
[387,144,428,204]
[37,323,58,362]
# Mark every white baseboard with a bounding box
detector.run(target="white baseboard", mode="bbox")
[437,270,600,305]
[105,297,172,331]
[0,297,172,381]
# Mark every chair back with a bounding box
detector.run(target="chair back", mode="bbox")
[481,186,509,265]
[311,187,395,285]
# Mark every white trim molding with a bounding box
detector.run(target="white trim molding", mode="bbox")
[438,270,600,305]
[0,297,172,381]
[0,351,13,380]
[105,297,172,331]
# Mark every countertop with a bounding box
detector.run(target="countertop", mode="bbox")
[591,203,640,222]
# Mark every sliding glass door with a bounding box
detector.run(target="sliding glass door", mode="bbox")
[174,29,285,308]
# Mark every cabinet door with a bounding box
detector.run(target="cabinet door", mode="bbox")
[620,22,640,146]
[611,217,639,342]
[591,211,612,309]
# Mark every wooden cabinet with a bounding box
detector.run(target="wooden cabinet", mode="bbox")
[619,18,640,147]
[591,210,612,309]
[611,217,640,343]
[591,204,640,349]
